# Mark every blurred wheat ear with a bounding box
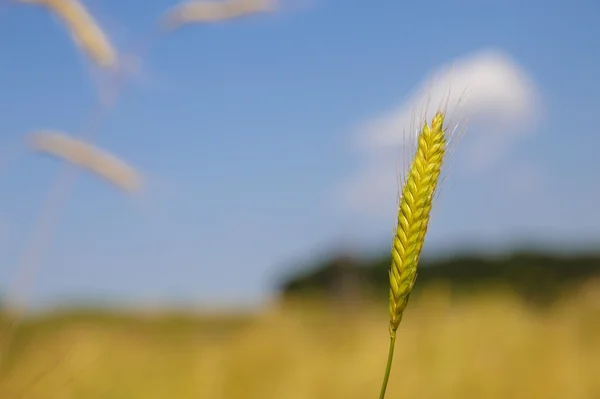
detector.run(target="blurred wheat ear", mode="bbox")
[160,0,276,31]
[28,131,142,193]
[17,0,117,69]
[378,112,448,399]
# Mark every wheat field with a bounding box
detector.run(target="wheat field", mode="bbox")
[2,2,598,399]
[0,286,598,399]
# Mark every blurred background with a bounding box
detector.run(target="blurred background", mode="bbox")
[0,0,599,398]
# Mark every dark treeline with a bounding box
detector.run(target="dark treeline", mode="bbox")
[277,250,600,306]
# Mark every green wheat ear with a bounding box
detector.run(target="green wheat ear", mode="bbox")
[379,111,448,399]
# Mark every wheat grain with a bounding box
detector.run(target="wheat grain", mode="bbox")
[18,0,117,68]
[160,0,276,31]
[28,131,142,193]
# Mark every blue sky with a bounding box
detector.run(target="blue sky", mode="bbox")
[0,0,599,310]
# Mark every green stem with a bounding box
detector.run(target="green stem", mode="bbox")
[378,330,397,399]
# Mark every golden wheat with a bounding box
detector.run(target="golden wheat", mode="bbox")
[378,111,448,399]
[389,112,447,331]
[18,0,117,68]
[160,0,276,31]
[27,131,142,193]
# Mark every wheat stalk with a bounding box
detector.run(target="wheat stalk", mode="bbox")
[0,131,141,378]
[4,130,141,313]
[18,0,117,68]
[378,111,448,399]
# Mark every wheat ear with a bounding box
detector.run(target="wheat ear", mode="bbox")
[18,0,117,69]
[378,111,447,399]
[160,0,276,31]
[28,131,142,193]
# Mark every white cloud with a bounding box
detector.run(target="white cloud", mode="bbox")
[338,48,542,218]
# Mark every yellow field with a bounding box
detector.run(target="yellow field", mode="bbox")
[1,285,599,399]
